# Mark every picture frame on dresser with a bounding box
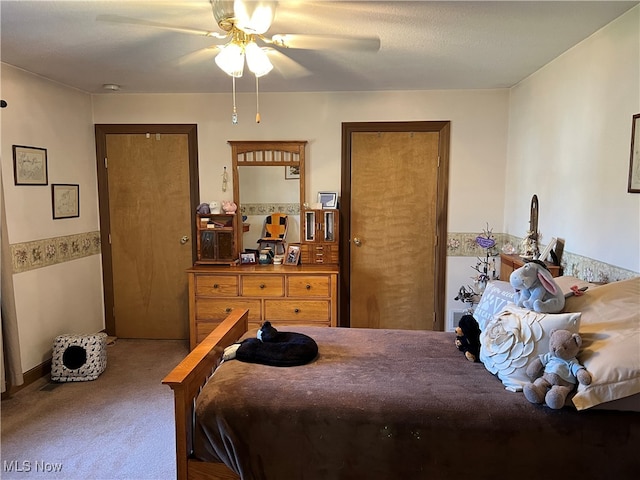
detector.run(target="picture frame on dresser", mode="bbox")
[240,252,257,264]
[318,191,338,209]
[284,244,301,265]
[628,113,640,193]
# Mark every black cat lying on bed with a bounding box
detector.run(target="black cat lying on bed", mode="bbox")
[223,321,318,367]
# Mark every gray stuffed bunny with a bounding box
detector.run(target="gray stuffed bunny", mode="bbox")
[509,260,565,313]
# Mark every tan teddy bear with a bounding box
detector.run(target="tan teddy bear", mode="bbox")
[523,329,591,409]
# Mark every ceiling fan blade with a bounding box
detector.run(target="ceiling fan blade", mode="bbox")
[264,48,313,79]
[96,14,227,39]
[176,46,219,67]
[269,33,381,52]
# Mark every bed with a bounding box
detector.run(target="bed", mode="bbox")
[163,277,640,480]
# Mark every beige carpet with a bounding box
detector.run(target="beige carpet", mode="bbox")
[1,338,189,479]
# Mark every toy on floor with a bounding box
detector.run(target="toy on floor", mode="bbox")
[455,314,481,362]
[509,260,564,313]
[523,329,591,409]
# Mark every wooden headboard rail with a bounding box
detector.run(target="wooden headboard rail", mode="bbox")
[162,309,249,480]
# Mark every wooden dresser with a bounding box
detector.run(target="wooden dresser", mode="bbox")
[187,264,339,349]
[499,253,562,281]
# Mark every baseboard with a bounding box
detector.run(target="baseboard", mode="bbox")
[1,358,52,399]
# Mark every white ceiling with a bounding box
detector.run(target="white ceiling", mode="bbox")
[1,1,637,94]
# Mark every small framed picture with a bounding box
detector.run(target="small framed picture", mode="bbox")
[285,165,300,180]
[13,145,48,185]
[51,184,80,219]
[240,252,257,264]
[284,244,301,265]
[317,191,338,209]
[628,113,640,193]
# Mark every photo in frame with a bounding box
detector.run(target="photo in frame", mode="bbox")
[317,191,338,209]
[628,113,640,193]
[284,244,301,265]
[13,145,48,185]
[52,184,79,219]
[240,251,257,264]
[537,237,557,262]
[285,165,300,180]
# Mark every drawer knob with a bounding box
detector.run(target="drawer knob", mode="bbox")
[213,284,219,289]
[260,283,266,289]
[225,307,232,313]
[306,284,311,290]
[294,308,300,313]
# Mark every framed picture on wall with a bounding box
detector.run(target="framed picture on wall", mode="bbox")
[628,113,640,193]
[12,145,48,185]
[52,184,80,219]
[285,165,300,180]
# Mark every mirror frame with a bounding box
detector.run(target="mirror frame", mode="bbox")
[229,140,307,250]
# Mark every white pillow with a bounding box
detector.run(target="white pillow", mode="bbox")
[473,281,517,331]
[480,305,581,392]
[565,277,640,411]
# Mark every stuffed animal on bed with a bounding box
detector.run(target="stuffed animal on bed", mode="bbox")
[455,315,481,362]
[223,321,318,367]
[523,329,591,409]
[509,260,565,313]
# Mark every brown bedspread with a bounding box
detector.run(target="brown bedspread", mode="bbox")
[194,327,639,480]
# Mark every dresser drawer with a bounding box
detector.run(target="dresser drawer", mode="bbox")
[241,275,284,297]
[195,275,239,296]
[195,298,261,322]
[287,275,330,297]
[265,300,330,322]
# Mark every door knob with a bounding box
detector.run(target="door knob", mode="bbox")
[353,237,362,247]
[180,236,189,244]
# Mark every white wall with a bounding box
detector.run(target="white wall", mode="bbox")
[92,89,509,219]
[1,64,104,372]
[505,6,640,273]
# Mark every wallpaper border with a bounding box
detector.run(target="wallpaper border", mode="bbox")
[9,230,637,282]
[10,231,101,274]
[447,232,638,283]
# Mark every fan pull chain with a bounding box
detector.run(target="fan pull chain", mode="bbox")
[255,76,261,124]
[232,76,238,125]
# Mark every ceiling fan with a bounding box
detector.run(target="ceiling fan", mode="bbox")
[97,0,380,123]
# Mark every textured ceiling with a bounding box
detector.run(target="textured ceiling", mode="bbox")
[1,1,637,94]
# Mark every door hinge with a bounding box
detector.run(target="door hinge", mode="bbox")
[437,155,440,168]
[433,312,437,326]
[104,157,108,168]
[108,233,112,245]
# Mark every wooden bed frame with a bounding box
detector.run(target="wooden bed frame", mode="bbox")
[162,309,249,480]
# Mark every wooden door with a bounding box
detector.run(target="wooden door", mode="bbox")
[95,125,199,339]
[340,122,450,330]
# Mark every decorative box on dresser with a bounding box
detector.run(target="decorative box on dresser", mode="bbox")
[300,209,339,265]
[499,253,562,281]
[188,264,339,349]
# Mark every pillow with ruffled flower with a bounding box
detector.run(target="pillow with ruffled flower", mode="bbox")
[479,305,581,392]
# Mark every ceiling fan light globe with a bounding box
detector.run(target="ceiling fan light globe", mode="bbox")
[215,43,245,77]
[245,42,273,77]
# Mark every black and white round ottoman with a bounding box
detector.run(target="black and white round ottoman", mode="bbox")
[51,333,108,382]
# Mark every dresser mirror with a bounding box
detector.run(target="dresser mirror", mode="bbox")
[230,141,307,253]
